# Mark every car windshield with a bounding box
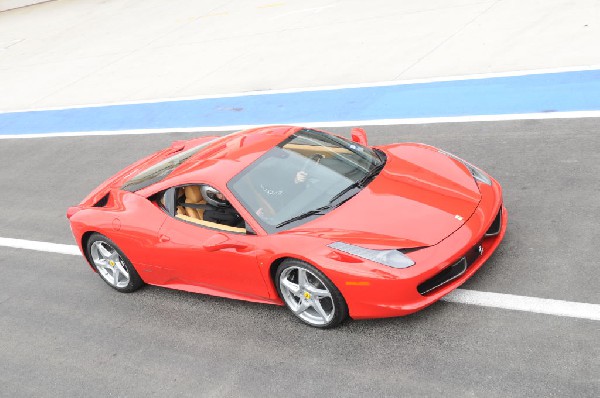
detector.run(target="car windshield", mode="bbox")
[122,140,216,192]
[228,128,385,233]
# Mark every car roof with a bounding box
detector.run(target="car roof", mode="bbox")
[136,125,300,196]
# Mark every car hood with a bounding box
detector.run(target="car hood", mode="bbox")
[290,143,481,249]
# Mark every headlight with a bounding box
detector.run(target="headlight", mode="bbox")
[328,242,415,269]
[438,150,492,185]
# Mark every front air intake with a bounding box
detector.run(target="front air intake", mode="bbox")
[485,207,502,237]
[417,243,482,295]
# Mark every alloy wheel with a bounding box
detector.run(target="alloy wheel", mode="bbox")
[279,266,335,326]
[90,241,131,289]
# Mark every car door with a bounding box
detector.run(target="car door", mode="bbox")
[152,187,269,300]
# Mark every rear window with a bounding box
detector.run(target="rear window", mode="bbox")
[121,140,215,192]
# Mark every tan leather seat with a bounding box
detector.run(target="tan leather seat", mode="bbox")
[183,186,207,220]
[176,214,246,233]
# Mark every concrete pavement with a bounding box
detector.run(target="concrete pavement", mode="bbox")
[0,0,599,111]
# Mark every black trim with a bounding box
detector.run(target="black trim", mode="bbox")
[417,243,482,295]
[93,193,110,207]
[417,259,467,295]
[485,207,502,237]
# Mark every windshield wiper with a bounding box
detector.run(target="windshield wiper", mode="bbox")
[328,161,385,206]
[274,160,386,229]
[275,204,331,228]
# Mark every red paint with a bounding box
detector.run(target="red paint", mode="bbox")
[68,126,506,319]
[351,127,368,145]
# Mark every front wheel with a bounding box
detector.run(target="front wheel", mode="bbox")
[276,259,348,328]
[85,233,144,293]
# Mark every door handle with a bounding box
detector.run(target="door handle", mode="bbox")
[159,234,171,243]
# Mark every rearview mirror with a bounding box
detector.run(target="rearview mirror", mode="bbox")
[351,128,368,146]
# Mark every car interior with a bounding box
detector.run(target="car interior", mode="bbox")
[170,185,247,233]
[281,142,368,180]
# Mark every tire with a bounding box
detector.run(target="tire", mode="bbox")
[85,233,144,293]
[275,259,348,328]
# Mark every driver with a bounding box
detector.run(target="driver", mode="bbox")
[200,186,245,228]
[255,153,325,221]
[255,169,310,220]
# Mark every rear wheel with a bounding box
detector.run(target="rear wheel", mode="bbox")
[276,259,348,328]
[85,233,144,292]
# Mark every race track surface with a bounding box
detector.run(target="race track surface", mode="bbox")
[1,118,598,397]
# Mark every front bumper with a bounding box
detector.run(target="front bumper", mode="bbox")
[335,179,506,320]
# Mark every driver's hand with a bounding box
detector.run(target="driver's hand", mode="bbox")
[295,171,308,184]
[256,207,274,223]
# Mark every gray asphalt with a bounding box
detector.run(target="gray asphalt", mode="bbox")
[0,118,599,397]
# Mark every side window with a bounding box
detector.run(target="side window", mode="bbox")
[173,184,248,234]
[150,189,175,215]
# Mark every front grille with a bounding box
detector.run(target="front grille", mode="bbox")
[464,243,482,266]
[485,207,502,236]
[417,243,482,295]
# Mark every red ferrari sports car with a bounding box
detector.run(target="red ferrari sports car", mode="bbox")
[67,126,506,328]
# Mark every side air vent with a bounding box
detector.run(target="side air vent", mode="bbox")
[93,193,110,207]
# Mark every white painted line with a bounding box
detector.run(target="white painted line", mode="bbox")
[309,110,600,126]
[2,110,600,140]
[1,64,599,114]
[443,289,600,322]
[1,236,599,321]
[0,125,252,140]
[0,237,81,256]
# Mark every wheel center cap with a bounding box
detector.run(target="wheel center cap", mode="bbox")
[109,260,115,267]
[303,291,311,300]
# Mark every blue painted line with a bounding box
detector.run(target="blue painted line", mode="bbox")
[1,70,599,135]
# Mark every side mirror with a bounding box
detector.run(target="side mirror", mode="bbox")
[351,128,368,146]
[169,140,186,152]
